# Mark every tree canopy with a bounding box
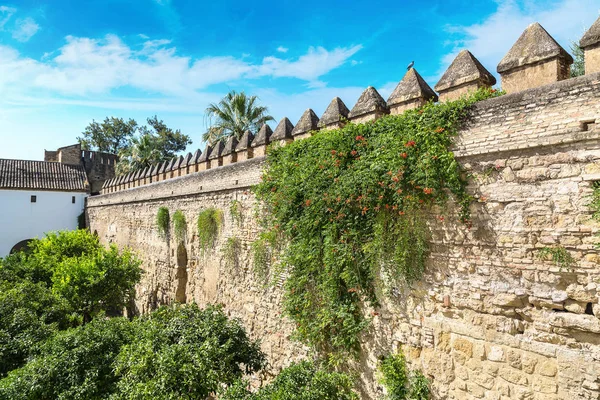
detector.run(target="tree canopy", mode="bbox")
[77,115,191,175]
[204,91,274,145]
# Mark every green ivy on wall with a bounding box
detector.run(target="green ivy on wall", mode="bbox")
[156,207,170,238]
[197,208,224,253]
[172,210,187,242]
[253,89,501,361]
[378,352,430,400]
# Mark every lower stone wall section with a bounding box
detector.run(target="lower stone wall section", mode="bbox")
[88,77,600,399]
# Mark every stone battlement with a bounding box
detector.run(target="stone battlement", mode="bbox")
[88,18,600,400]
[101,20,600,196]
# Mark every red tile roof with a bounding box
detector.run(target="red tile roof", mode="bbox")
[0,159,88,192]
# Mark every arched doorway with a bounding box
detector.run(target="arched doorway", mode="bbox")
[10,239,33,255]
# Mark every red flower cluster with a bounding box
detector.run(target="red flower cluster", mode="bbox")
[331,150,337,155]
[351,150,358,156]
[434,127,445,133]
[355,135,365,141]
[305,199,312,206]
[400,152,407,158]
[405,140,416,147]
[423,187,433,195]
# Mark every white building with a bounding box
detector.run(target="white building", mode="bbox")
[0,157,89,256]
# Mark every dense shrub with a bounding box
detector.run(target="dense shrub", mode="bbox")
[221,361,358,400]
[253,89,501,359]
[378,353,430,400]
[112,304,265,399]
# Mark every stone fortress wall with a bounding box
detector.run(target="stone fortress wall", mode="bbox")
[89,20,600,399]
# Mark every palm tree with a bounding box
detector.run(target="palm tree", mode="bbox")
[116,134,162,175]
[204,91,274,145]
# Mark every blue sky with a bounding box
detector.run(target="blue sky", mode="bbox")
[0,0,598,160]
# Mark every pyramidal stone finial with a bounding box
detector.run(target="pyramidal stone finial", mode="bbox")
[222,136,239,166]
[236,130,255,151]
[348,86,389,123]
[318,97,349,130]
[199,145,211,163]
[387,68,438,114]
[292,109,319,139]
[271,117,295,143]
[580,16,600,75]
[191,149,202,164]
[497,22,572,93]
[250,124,272,157]
[181,152,192,168]
[235,130,255,161]
[208,141,224,160]
[435,50,496,101]
[222,136,239,156]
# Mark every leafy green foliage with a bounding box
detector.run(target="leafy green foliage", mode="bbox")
[221,361,358,400]
[117,116,192,175]
[197,208,224,253]
[157,207,170,238]
[0,317,135,400]
[204,90,274,145]
[78,117,138,155]
[222,236,241,269]
[254,89,500,359]
[0,230,142,378]
[378,353,430,400]
[0,280,75,377]
[230,199,243,225]
[570,41,585,78]
[172,210,187,242]
[0,304,267,400]
[52,246,142,320]
[251,229,280,284]
[112,304,265,399]
[538,246,575,270]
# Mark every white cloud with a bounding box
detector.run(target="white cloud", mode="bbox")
[276,46,288,53]
[12,17,39,42]
[0,35,362,98]
[0,5,15,29]
[257,45,363,82]
[439,0,600,79]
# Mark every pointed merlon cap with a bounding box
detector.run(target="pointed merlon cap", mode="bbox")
[199,145,212,162]
[181,152,192,167]
[388,68,438,105]
[580,16,600,49]
[191,149,202,164]
[292,109,319,136]
[118,175,125,185]
[251,124,273,147]
[435,50,496,92]
[497,23,573,73]
[271,117,295,141]
[150,163,160,176]
[125,172,133,183]
[165,158,176,172]
[208,141,224,160]
[236,130,255,151]
[318,97,349,128]
[222,135,239,155]
[349,86,389,118]
[172,155,184,170]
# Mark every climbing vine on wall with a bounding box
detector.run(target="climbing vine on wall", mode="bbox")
[378,352,430,400]
[197,208,224,253]
[156,207,170,238]
[172,210,187,242]
[253,89,501,360]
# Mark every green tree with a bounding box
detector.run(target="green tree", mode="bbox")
[570,41,585,78]
[112,304,265,399]
[78,117,138,154]
[0,281,75,377]
[221,361,358,400]
[52,246,142,321]
[0,317,135,400]
[117,116,191,175]
[204,91,274,145]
